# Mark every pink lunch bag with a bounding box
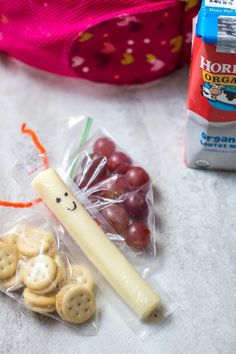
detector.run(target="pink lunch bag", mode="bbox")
[0,0,200,85]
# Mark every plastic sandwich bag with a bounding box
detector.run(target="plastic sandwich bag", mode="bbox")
[31,168,176,339]
[61,116,159,277]
[0,121,176,338]
[0,206,100,336]
[59,117,177,337]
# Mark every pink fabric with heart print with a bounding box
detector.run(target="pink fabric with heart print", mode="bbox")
[0,0,200,85]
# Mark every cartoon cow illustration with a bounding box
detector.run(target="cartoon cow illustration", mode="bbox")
[201,84,224,100]
[209,84,224,100]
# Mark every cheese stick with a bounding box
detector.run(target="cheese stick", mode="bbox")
[32,169,161,319]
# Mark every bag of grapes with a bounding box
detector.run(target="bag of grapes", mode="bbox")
[62,117,157,274]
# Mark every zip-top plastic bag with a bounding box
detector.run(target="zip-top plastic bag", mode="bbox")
[0,207,100,335]
[0,124,102,335]
[62,117,158,275]
[0,121,175,338]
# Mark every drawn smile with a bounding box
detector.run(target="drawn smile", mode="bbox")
[66,201,77,211]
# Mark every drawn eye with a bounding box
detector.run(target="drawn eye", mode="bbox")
[56,197,62,203]
[64,192,68,197]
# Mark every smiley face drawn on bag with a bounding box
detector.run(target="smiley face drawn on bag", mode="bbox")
[56,192,77,212]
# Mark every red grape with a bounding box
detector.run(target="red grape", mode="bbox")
[75,153,107,189]
[101,205,129,235]
[125,223,150,251]
[117,176,131,192]
[124,167,149,190]
[93,137,115,158]
[108,151,132,174]
[97,178,125,199]
[124,192,148,220]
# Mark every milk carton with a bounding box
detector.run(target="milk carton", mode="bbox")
[186,0,236,170]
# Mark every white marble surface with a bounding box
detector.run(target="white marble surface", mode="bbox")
[0,57,236,354]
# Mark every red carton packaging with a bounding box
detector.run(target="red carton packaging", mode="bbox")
[186,1,236,170]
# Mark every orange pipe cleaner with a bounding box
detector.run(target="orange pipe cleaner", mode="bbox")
[21,123,49,169]
[0,123,48,208]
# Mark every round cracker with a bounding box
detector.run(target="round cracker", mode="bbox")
[23,287,56,307]
[69,264,94,290]
[24,299,56,314]
[54,254,67,283]
[0,263,23,290]
[0,243,18,280]
[18,253,31,261]
[55,284,74,321]
[28,305,56,314]
[30,266,63,295]
[45,244,56,258]
[17,226,54,257]
[22,255,57,290]
[18,244,56,262]
[56,284,81,322]
[1,233,19,247]
[56,284,96,324]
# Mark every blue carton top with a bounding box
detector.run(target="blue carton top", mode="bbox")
[197,0,236,44]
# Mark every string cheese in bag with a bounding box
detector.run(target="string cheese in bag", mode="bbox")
[32,168,161,319]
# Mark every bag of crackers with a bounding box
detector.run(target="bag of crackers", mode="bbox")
[62,117,158,275]
[0,206,100,335]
